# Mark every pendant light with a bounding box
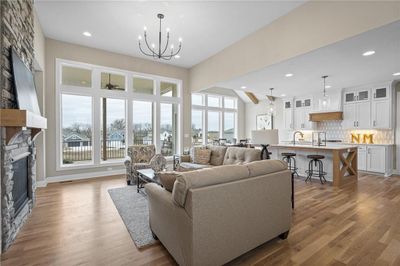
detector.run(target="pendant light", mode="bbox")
[267,88,275,115]
[320,75,330,110]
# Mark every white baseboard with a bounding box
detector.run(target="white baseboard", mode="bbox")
[36,180,48,188]
[46,169,125,184]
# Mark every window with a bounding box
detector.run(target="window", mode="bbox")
[224,112,235,143]
[133,77,154,95]
[207,95,221,107]
[160,81,178,97]
[100,98,126,161]
[191,110,203,145]
[192,93,238,145]
[160,103,178,156]
[62,66,91,87]
[133,101,153,144]
[192,94,204,106]
[101,72,125,91]
[207,111,220,143]
[224,97,236,109]
[57,59,182,170]
[61,94,92,165]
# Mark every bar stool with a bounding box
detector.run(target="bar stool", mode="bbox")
[305,155,327,184]
[281,152,299,177]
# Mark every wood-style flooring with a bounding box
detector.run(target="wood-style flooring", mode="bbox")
[2,173,400,266]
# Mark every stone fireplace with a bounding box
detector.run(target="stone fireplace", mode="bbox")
[2,131,36,250]
[1,0,40,252]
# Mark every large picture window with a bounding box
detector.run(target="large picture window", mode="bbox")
[100,98,126,161]
[191,93,237,145]
[57,59,182,169]
[133,101,153,145]
[61,94,93,165]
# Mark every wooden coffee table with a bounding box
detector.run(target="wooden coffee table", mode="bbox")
[136,168,162,193]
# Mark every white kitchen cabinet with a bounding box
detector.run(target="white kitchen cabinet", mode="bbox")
[357,146,367,171]
[342,101,370,129]
[283,99,293,130]
[372,100,391,128]
[367,146,385,173]
[372,86,389,100]
[343,89,370,105]
[293,98,314,130]
[357,101,371,128]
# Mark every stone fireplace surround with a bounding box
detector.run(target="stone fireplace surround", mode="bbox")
[1,130,36,251]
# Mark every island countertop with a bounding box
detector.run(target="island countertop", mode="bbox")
[270,143,359,151]
[269,143,358,187]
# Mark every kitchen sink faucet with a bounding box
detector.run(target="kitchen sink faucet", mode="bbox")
[293,131,304,146]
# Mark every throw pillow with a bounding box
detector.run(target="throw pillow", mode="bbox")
[192,148,211,165]
[158,172,180,192]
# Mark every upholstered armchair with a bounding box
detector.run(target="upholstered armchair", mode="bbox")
[124,145,166,185]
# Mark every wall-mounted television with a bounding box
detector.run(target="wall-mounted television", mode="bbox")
[11,49,41,115]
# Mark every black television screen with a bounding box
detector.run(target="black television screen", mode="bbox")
[11,49,41,115]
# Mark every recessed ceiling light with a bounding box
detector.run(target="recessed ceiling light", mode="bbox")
[281,94,286,97]
[393,72,400,76]
[174,55,180,59]
[241,86,247,89]
[362,50,375,56]
[325,85,332,89]
[285,73,293,77]
[83,31,92,37]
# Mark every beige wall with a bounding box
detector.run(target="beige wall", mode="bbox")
[245,99,284,141]
[33,9,46,183]
[189,0,400,91]
[45,38,190,178]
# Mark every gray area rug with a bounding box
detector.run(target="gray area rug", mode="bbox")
[108,186,158,248]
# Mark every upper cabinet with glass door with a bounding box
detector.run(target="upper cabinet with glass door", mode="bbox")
[133,77,154,95]
[343,88,370,104]
[101,72,125,91]
[61,65,92,87]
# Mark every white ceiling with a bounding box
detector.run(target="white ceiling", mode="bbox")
[35,1,305,68]
[217,21,400,102]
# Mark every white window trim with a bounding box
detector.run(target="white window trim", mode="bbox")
[56,58,183,171]
[191,93,238,145]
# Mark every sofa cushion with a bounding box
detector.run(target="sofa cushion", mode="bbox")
[172,164,250,207]
[158,171,180,192]
[207,145,228,166]
[246,160,288,177]
[192,148,211,164]
[223,147,261,165]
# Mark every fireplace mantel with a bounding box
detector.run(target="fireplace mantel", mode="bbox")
[0,109,47,144]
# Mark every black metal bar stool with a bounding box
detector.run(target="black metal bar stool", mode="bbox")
[281,152,299,177]
[305,155,327,184]
[281,152,296,209]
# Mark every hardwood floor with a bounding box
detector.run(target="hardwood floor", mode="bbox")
[2,173,400,265]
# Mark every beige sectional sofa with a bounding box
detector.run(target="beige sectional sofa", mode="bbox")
[146,159,292,266]
[177,146,261,171]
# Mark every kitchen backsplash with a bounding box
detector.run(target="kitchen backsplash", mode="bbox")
[317,121,394,144]
[280,121,394,144]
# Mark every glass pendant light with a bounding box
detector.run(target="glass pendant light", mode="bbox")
[267,88,275,115]
[320,75,330,110]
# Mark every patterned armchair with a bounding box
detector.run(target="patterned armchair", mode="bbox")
[124,145,166,185]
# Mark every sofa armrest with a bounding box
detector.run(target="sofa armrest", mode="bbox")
[124,156,132,167]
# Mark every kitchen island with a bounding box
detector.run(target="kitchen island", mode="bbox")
[269,144,358,187]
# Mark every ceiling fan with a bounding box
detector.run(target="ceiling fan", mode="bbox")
[104,73,121,90]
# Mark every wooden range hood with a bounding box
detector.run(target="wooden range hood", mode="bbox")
[309,111,343,122]
[0,109,47,144]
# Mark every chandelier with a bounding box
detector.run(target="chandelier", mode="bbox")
[138,13,182,60]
